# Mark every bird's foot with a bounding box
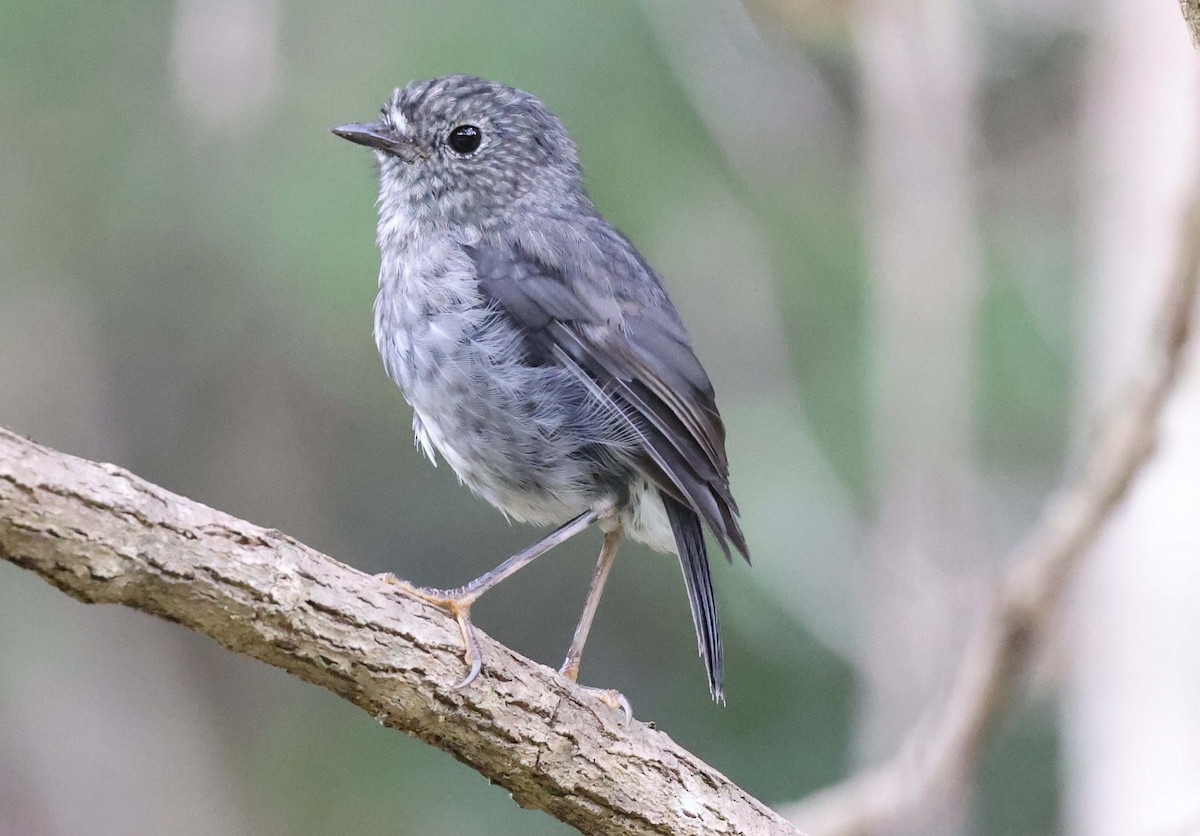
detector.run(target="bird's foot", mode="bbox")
[558,661,632,724]
[377,573,483,689]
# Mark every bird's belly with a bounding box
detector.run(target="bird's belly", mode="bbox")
[412,398,594,525]
[411,368,673,553]
[378,293,615,524]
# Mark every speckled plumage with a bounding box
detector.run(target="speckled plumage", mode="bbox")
[339,75,748,699]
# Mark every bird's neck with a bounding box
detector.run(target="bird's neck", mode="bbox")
[374,173,593,252]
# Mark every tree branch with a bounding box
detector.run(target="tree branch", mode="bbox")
[0,428,799,836]
[1183,0,1200,49]
[787,131,1200,836]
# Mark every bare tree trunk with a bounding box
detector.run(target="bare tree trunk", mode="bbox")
[854,0,983,830]
[1067,2,1200,834]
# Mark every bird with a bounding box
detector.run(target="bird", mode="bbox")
[333,75,749,711]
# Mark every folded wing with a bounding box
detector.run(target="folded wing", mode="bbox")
[468,228,749,562]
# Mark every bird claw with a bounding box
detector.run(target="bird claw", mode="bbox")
[572,683,633,725]
[452,615,484,689]
[557,659,631,723]
[378,572,630,718]
[454,654,483,690]
[610,691,633,725]
[377,573,483,688]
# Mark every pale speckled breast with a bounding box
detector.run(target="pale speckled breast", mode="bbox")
[372,228,630,526]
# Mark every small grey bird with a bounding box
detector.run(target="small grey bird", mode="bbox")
[333,75,748,708]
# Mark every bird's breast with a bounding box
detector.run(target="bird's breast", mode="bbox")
[374,231,479,380]
[371,234,609,524]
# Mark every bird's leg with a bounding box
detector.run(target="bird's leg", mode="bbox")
[379,509,599,689]
[558,529,632,723]
[559,529,621,682]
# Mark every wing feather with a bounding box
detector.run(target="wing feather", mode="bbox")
[468,229,749,562]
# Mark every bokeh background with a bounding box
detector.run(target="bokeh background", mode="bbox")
[2,1,1199,834]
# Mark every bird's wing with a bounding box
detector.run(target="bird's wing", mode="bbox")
[468,224,748,562]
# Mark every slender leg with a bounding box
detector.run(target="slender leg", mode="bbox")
[380,509,599,689]
[558,529,632,723]
[559,530,621,682]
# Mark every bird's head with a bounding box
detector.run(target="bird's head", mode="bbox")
[334,75,584,229]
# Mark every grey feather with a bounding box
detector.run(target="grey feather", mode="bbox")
[470,232,748,561]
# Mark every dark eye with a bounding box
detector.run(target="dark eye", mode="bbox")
[447,125,482,155]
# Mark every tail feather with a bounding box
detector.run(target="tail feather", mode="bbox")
[663,494,724,702]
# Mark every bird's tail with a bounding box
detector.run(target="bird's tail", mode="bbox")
[663,493,724,703]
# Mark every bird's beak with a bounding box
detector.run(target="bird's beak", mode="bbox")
[331,122,426,161]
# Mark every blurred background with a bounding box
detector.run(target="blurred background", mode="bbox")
[1,0,1198,834]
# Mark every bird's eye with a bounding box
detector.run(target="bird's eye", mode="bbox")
[447,125,482,155]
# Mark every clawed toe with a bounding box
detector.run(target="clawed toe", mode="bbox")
[377,574,484,688]
[569,681,633,725]
[453,615,484,689]
[595,688,633,725]
[376,569,630,717]
[558,648,631,722]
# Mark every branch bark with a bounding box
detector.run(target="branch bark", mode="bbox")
[0,428,798,836]
[787,118,1200,836]
[1183,0,1200,48]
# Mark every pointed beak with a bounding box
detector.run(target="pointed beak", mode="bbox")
[331,122,425,161]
